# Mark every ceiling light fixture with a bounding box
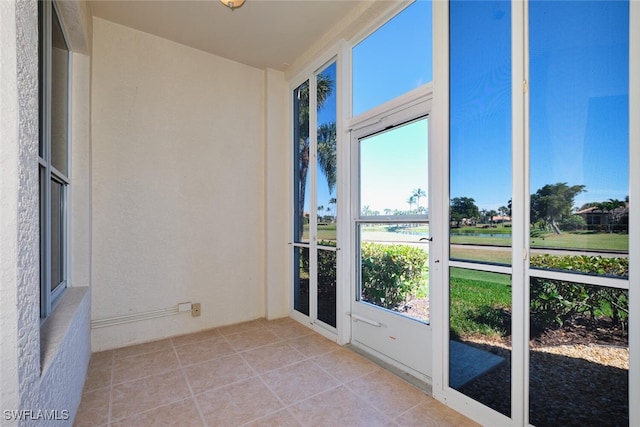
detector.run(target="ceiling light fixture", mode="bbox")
[220,0,245,10]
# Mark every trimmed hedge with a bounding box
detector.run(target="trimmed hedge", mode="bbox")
[300,241,429,311]
[361,243,428,310]
[530,254,629,329]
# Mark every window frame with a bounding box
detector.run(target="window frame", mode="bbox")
[39,0,71,319]
[289,43,344,340]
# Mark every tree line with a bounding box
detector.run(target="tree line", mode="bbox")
[451,182,629,234]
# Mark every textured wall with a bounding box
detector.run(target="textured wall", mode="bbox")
[91,18,267,351]
[39,289,91,426]
[0,1,92,425]
[0,0,42,420]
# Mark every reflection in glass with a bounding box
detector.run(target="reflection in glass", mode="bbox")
[51,6,69,176]
[50,179,64,293]
[293,80,310,243]
[529,0,629,276]
[352,0,432,116]
[529,277,628,426]
[359,223,429,323]
[449,268,511,417]
[317,63,337,244]
[293,247,310,316]
[317,248,336,327]
[360,119,428,217]
[449,0,512,266]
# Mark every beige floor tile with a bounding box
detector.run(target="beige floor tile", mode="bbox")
[264,318,314,340]
[89,350,113,367]
[171,328,221,347]
[346,369,427,419]
[184,354,255,394]
[261,360,339,406]
[241,341,306,374]
[110,369,191,421]
[395,399,480,427]
[242,409,302,427]
[288,385,392,427]
[197,377,283,426]
[112,339,172,360]
[112,348,179,385]
[83,361,112,392]
[111,398,204,427]
[312,348,379,383]
[287,334,340,358]
[217,319,267,336]
[73,387,110,427]
[174,335,235,366]
[224,328,282,352]
[76,318,477,427]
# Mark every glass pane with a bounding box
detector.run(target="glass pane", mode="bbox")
[529,277,628,426]
[51,6,69,176]
[529,1,629,277]
[293,81,310,243]
[317,248,336,327]
[38,1,45,158]
[449,0,512,266]
[317,63,337,245]
[50,179,64,293]
[360,119,428,217]
[359,223,430,323]
[293,247,309,316]
[449,268,511,417]
[352,0,432,116]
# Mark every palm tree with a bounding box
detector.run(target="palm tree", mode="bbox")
[412,188,426,210]
[329,197,337,219]
[487,210,498,227]
[406,195,416,212]
[296,74,334,238]
[498,206,508,227]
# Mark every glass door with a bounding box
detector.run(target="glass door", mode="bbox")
[351,116,432,380]
[292,61,338,331]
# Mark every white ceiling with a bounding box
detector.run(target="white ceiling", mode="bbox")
[90,0,367,71]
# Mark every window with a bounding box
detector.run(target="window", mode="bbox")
[292,59,339,330]
[352,0,432,116]
[39,1,70,317]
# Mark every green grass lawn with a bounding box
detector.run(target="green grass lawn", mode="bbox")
[302,224,337,242]
[451,228,627,252]
[449,268,512,339]
[529,231,628,251]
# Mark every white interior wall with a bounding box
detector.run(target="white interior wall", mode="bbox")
[91,18,267,351]
[264,68,290,319]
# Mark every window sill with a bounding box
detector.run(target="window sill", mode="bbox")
[40,286,90,375]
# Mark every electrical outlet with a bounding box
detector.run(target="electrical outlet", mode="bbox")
[191,303,201,317]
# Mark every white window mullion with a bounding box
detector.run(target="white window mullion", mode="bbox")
[629,2,640,425]
[308,72,319,323]
[512,0,527,425]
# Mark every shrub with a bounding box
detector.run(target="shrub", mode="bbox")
[529,254,628,330]
[360,243,428,310]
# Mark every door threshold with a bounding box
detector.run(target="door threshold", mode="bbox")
[344,343,432,395]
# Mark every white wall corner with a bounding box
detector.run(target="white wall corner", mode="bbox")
[264,68,290,319]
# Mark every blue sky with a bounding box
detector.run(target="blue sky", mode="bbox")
[311,0,629,216]
[451,0,629,212]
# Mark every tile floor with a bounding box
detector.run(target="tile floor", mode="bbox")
[75,318,479,426]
